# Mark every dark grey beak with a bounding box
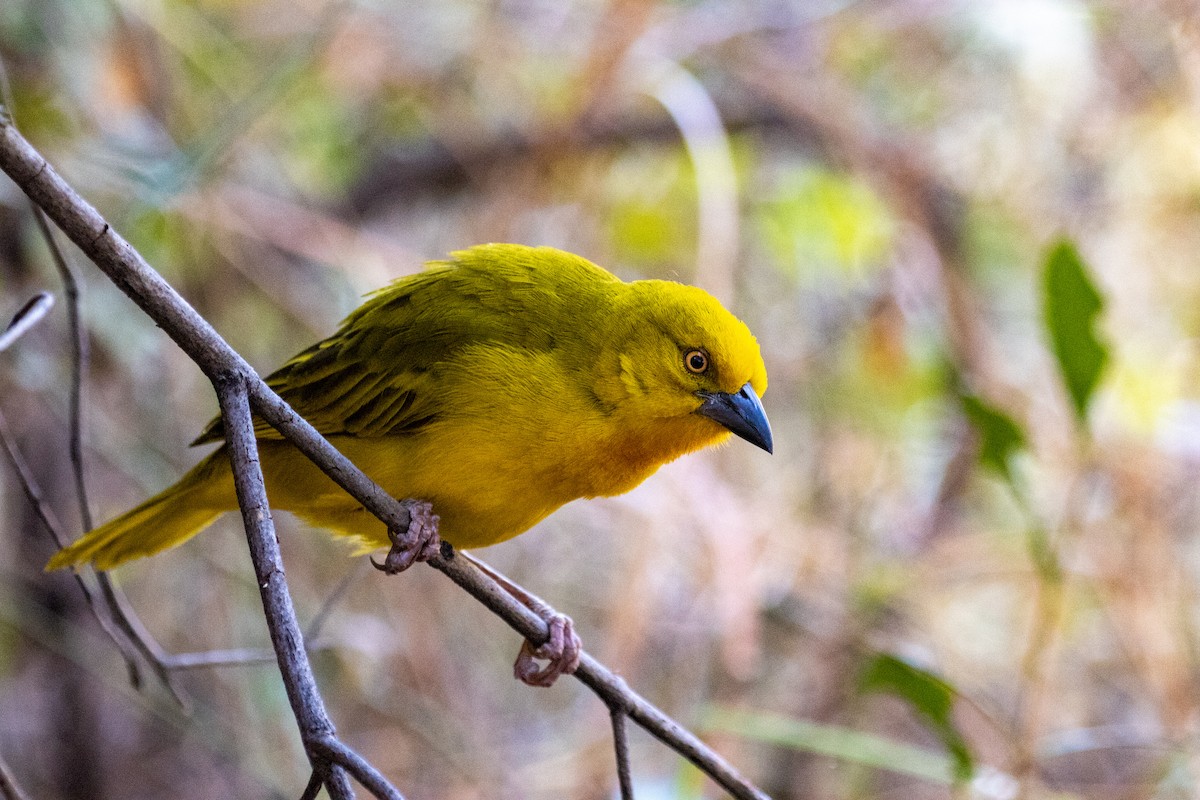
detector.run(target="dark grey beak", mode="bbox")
[696,382,773,454]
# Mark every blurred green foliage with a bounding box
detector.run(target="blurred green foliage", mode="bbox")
[857,652,973,784]
[605,145,697,268]
[705,706,962,785]
[758,165,894,284]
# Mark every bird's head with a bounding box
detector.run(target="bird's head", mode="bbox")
[594,280,772,455]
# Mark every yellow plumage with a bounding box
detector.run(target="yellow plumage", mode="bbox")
[48,244,770,572]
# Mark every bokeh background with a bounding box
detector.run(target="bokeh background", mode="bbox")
[3,1,1200,798]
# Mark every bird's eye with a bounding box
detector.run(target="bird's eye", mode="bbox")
[684,349,709,374]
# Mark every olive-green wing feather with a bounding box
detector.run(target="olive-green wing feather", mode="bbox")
[193,244,619,444]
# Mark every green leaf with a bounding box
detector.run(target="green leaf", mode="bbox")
[704,707,960,785]
[858,653,974,783]
[960,394,1026,484]
[1042,239,1109,421]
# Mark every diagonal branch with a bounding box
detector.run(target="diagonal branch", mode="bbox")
[0,109,770,800]
[308,737,406,800]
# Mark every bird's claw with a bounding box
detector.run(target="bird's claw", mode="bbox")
[371,500,441,574]
[513,612,581,688]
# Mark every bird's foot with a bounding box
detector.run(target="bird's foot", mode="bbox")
[371,500,441,574]
[513,609,582,688]
[459,551,583,687]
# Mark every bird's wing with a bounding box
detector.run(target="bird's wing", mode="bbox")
[192,245,611,445]
[193,271,455,444]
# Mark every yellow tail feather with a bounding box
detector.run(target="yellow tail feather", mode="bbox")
[46,453,230,572]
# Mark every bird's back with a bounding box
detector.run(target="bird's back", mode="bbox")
[195,244,621,444]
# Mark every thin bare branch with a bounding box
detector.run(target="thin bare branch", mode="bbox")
[1,89,195,705]
[83,550,316,676]
[161,648,280,670]
[324,765,357,800]
[0,292,53,352]
[159,640,337,671]
[30,205,92,527]
[431,551,769,800]
[1,45,93,533]
[88,577,190,705]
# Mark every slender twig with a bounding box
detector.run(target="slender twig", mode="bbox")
[161,647,279,670]
[30,205,92,528]
[103,569,330,672]
[0,292,54,352]
[1,344,332,683]
[0,407,146,679]
[610,704,635,800]
[324,760,359,800]
[0,753,32,800]
[460,550,557,621]
[0,112,771,800]
[0,408,70,546]
[88,577,190,704]
[0,49,90,532]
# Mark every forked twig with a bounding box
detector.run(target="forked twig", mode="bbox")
[308,736,406,800]
[30,206,92,529]
[429,552,767,799]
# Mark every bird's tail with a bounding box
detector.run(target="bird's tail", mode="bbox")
[46,452,230,572]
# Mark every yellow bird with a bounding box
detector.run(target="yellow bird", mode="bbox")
[47,244,771,683]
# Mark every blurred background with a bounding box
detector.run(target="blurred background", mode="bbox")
[2,0,1200,798]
